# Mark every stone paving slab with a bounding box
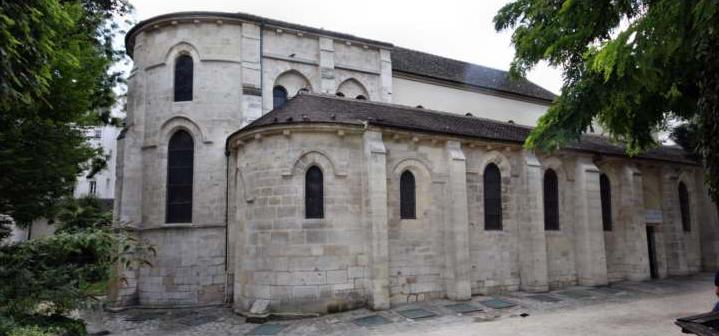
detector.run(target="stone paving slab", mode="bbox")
[177,314,218,327]
[124,311,167,322]
[589,287,624,295]
[246,323,287,335]
[557,289,594,299]
[98,274,713,336]
[479,298,517,309]
[526,294,562,303]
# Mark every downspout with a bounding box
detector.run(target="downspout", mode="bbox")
[224,149,230,304]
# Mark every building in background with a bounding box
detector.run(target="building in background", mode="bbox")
[9,125,119,242]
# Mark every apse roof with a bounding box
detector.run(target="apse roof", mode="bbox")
[235,93,695,165]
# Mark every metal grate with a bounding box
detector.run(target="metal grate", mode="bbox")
[397,308,437,319]
[246,323,287,335]
[352,314,391,327]
[444,303,484,314]
[479,298,516,309]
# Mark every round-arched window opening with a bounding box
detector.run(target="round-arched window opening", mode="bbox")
[298,88,310,95]
[273,86,288,109]
[335,92,345,97]
[416,105,424,109]
[356,95,367,100]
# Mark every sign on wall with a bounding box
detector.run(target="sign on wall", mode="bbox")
[645,209,663,224]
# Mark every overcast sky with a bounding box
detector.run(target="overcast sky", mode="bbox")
[125,0,564,94]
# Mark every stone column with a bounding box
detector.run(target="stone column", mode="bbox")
[619,166,650,281]
[240,22,263,123]
[319,37,335,94]
[573,159,609,286]
[661,168,688,275]
[518,152,549,292]
[443,141,472,300]
[363,131,390,310]
[379,49,392,103]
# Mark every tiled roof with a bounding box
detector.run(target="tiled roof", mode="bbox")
[236,93,695,165]
[391,48,557,102]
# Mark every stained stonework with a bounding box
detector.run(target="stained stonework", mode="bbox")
[112,11,719,313]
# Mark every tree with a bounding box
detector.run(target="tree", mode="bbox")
[0,1,135,334]
[0,0,130,228]
[0,228,153,335]
[494,0,719,202]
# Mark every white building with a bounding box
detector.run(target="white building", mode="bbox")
[10,125,120,242]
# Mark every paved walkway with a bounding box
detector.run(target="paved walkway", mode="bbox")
[96,273,715,335]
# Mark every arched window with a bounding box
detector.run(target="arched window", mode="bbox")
[166,130,194,223]
[679,182,691,232]
[356,95,367,100]
[484,163,502,230]
[400,171,416,219]
[544,169,559,231]
[305,166,324,219]
[273,85,288,109]
[600,173,612,231]
[174,55,193,102]
[335,92,345,97]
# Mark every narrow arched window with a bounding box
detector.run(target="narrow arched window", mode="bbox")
[335,92,345,97]
[273,85,288,109]
[166,130,193,223]
[600,173,612,231]
[174,55,193,102]
[400,171,416,219]
[679,182,691,232]
[544,169,559,231]
[484,163,502,230]
[305,166,324,218]
[356,95,367,100]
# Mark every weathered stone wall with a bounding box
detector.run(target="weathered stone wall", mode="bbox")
[231,129,370,313]
[385,138,448,304]
[115,13,719,311]
[465,148,521,294]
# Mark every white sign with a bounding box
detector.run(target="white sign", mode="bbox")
[645,209,663,223]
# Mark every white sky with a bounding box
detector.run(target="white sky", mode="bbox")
[125,0,564,94]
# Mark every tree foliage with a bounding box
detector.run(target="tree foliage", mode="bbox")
[495,0,719,202]
[55,196,113,233]
[0,228,153,335]
[0,0,130,227]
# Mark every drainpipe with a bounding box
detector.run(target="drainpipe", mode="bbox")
[224,149,230,304]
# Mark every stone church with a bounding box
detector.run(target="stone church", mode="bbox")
[113,11,719,313]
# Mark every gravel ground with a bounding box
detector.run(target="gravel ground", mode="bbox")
[96,273,715,335]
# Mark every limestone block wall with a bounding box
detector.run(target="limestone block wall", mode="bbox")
[539,156,578,289]
[117,19,248,306]
[224,124,717,313]
[465,148,521,294]
[260,29,391,113]
[231,129,370,313]
[384,139,448,304]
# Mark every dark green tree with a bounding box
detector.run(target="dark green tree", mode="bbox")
[495,0,719,202]
[0,0,130,228]
[0,1,138,334]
